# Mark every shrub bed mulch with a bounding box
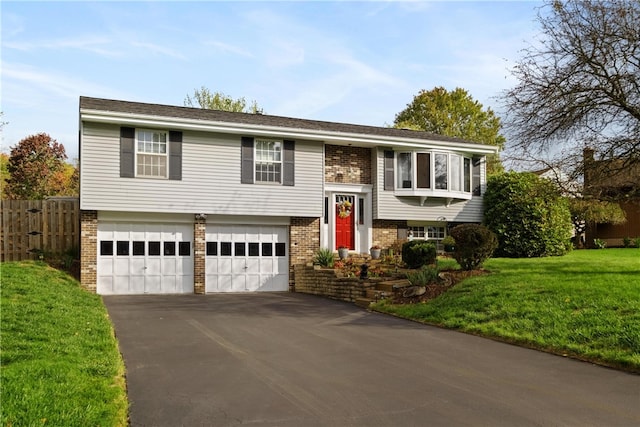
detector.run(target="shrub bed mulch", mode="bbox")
[390,269,488,304]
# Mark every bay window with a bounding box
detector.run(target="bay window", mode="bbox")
[394,151,473,196]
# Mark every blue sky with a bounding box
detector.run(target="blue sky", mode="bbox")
[2,1,542,160]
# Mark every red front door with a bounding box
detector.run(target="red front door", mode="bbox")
[335,195,355,250]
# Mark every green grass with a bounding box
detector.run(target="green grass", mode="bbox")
[374,249,640,372]
[1,262,128,426]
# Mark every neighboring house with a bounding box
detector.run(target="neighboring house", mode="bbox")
[532,167,580,196]
[79,97,497,295]
[583,148,640,247]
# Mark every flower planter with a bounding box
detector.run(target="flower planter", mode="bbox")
[338,248,349,259]
[370,248,381,259]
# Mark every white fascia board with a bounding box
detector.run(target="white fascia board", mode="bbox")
[80,109,499,155]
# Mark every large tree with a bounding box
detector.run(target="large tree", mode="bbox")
[567,198,626,247]
[4,133,69,199]
[184,86,264,114]
[502,0,640,194]
[394,87,505,173]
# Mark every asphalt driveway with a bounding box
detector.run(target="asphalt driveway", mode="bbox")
[104,293,640,426]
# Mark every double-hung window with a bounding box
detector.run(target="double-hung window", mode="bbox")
[137,130,168,178]
[255,139,282,183]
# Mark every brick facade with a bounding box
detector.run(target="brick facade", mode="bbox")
[80,210,98,292]
[289,217,321,291]
[373,219,407,249]
[193,218,206,294]
[294,265,377,303]
[325,145,372,184]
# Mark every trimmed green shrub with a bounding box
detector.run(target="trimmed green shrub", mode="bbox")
[314,247,335,267]
[402,240,437,269]
[623,236,633,248]
[484,172,573,257]
[450,224,498,271]
[406,265,440,286]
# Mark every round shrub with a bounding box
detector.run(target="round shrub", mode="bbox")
[484,172,573,257]
[449,224,498,271]
[402,240,437,269]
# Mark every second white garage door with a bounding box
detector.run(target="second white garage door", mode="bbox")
[205,224,289,292]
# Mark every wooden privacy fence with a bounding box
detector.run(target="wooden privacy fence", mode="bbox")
[1,198,80,262]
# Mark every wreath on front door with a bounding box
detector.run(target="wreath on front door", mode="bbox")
[337,200,352,218]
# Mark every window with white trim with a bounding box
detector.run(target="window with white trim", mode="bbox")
[408,226,446,240]
[136,130,167,178]
[255,139,282,183]
[408,226,425,239]
[395,151,472,194]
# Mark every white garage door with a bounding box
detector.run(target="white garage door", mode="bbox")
[97,222,194,295]
[205,225,289,292]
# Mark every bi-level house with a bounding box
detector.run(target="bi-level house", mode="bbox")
[79,97,498,295]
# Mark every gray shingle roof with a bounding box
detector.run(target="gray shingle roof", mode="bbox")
[80,96,483,145]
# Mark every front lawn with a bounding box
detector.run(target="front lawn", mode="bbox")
[1,262,128,426]
[373,249,640,372]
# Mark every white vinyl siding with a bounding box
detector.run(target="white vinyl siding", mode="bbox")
[373,148,486,222]
[80,123,323,216]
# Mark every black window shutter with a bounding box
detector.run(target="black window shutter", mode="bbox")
[169,131,182,180]
[472,156,482,196]
[384,150,395,190]
[120,127,135,178]
[241,137,254,184]
[283,140,295,186]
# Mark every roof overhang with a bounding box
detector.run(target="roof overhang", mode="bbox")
[80,108,499,155]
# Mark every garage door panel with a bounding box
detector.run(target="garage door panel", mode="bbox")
[114,258,130,275]
[219,259,232,274]
[145,276,161,294]
[161,276,176,293]
[178,258,192,275]
[277,257,288,273]
[98,276,113,294]
[97,222,193,295]
[232,259,246,274]
[163,259,177,275]
[206,258,218,274]
[218,275,233,292]
[260,275,288,292]
[205,224,289,293]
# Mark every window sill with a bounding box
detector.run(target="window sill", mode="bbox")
[394,190,473,206]
[394,189,472,199]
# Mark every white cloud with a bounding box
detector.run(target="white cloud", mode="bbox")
[3,35,122,58]
[204,40,254,58]
[130,41,187,60]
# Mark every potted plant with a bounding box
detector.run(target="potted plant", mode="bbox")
[370,244,382,259]
[338,246,349,259]
[442,235,456,253]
